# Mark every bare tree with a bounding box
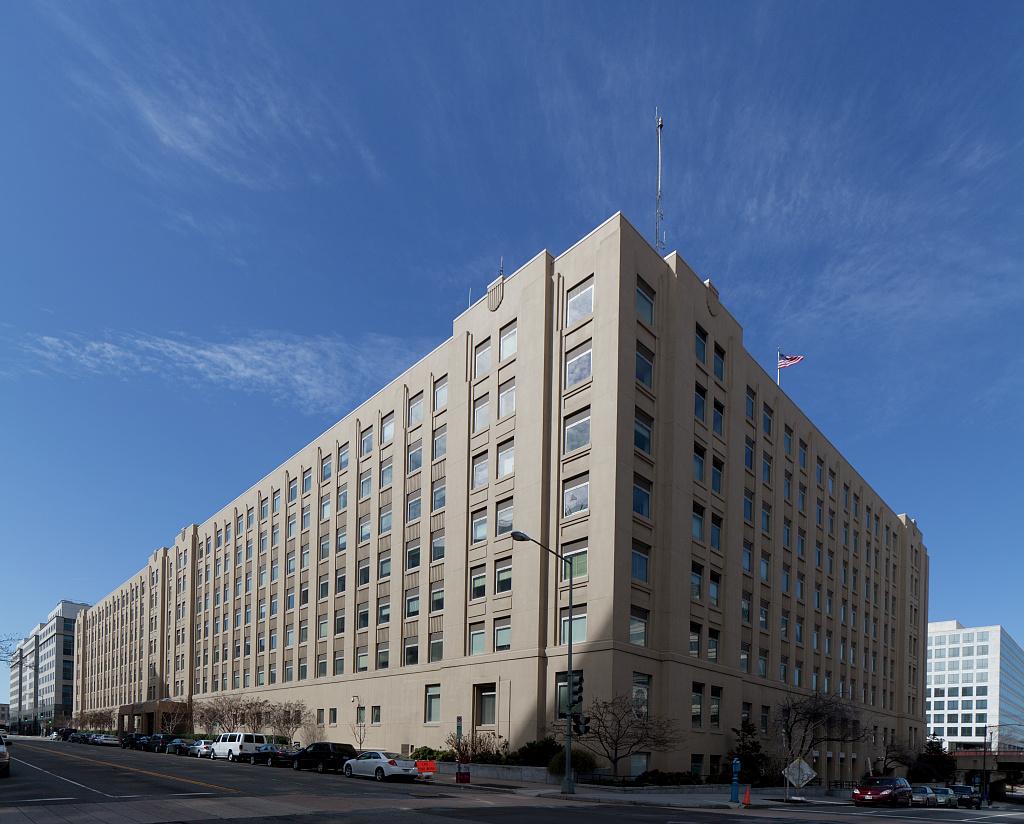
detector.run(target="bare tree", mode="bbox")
[443,730,507,764]
[350,720,368,750]
[772,692,866,781]
[875,739,917,775]
[567,693,681,777]
[192,700,222,737]
[241,697,270,734]
[269,701,310,746]
[215,695,248,731]
[159,701,192,734]
[0,635,18,665]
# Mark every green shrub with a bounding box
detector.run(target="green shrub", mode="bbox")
[548,748,597,775]
[409,746,440,760]
[509,737,561,767]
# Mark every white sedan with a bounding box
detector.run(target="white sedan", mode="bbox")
[343,751,425,781]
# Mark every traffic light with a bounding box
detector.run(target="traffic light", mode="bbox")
[572,714,591,735]
[570,671,584,712]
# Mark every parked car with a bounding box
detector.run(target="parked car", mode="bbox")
[912,786,937,807]
[0,740,9,778]
[211,732,268,762]
[88,734,103,745]
[69,732,88,743]
[96,734,121,746]
[187,739,215,758]
[250,743,292,767]
[933,787,958,807]
[343,750,427,781]
[59,728,77,741]
[121,733,147,749]
[131,736,151,750]
[852,776,913,807]
[48,732,60,740]
[290,742,358,773]
[144,734,175,753]
[165,738,192,755]
[949,784,982,809]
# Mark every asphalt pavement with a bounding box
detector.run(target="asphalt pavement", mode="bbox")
[3,737,1024,824]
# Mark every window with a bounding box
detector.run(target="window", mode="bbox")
[498,377,516,418]
[708,628,720,662]
[713,345,725,380]
[430,582,444,612]
[691,562,703,599]
[762,404,773,436]
[630,606,649,646]
[563,474,589,517]
[495,499,514,535]
[359,469,372,500]
[476,683,497,726]
[636,342,654,388]
[691,502,705,541]
[559,605,587,644]
[694,383,706,422]
[564,408,591,452]
[470,565,486,600]
[761,502,772,533]
[430,530,445,561]
[693,443,706,482]
[431,479,446,511]
[378,551,392,578]
[406,490,421,522]
[709,570,721,606]
[407,440,422,474]
[636,278,655,325]
[566,340,592,387]
[433,424,447,459]
[499,321,517,361]
[472,451,488,489]
[711,457,724,494]
[471,509,487,543]
[288,478,298,503]
[631,542,650,583]
[633,475,651,518]
[799,440,807,468]
[381,412,395,445]
[473,394,490,432]
[433,375,448,410]
[429,631,443,662]
[357,557,370,586]
[358,513,370,543]
[712,400,724,436]
[634,409,652,454]
[762,452,772,484]
[405,590,420,618]
[695,325,707,363]
[320,494,331,521]
[495,559,512,593]
[745,387,756,419]
[494,618,511,651]
[338,484,348,511]
[566,276,594,326]
[404,636,418,665]
[380,456,393,489]
[379,503,392,534]
[475,339,491,376]
[497,439,514,477]
[692,682,704,727]
[408,392,424,427]
[377,598,390,625]
[321,455,332,483]
[562,541,588,579]
[424,685,441,723]
[710,513,722,550]
[469,623,486,655]
[360,426,373,456]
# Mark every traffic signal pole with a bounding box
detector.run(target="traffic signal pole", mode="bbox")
[563,559,575,795]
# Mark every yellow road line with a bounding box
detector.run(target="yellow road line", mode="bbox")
[18,744,239,794]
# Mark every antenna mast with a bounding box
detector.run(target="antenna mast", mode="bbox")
[655,108,665,252]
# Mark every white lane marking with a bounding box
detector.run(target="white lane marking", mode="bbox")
[12,757,116,798]
[169,792,215,796]
[0,797,78,804]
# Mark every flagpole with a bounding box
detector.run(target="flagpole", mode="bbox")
[777,348,781,386]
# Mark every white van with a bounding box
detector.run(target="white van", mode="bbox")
[210,732,267,762]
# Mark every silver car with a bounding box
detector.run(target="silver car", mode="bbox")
[911,786,937,807]
[0,741,10,778]
[343,751,425,781]
[933,787,958,807]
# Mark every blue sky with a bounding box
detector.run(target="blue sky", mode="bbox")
[1,1,1022,701]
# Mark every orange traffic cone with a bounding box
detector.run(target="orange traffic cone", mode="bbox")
[742,785,751,807]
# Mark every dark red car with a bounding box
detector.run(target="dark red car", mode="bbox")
[852,776,913,807]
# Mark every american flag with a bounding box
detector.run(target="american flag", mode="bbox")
[778,352,805,370]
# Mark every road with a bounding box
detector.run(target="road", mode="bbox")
[3,737,1024,824]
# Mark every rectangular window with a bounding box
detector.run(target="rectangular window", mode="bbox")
[408,391,424,427]
[693,443,706,482]
[498,377,516,418]
[745,387,756,419]
[636,278,655,325]
[562,541,588,579]
[559,605,587,644]
[629,606,649,646]
[631,542,649,582]
[474,338,491,376]
[711,457,723,494]
[470,565,486,600]
[691,502,705,541]
[431,479,446,511]
[407,440,423,474]
[424,685,441,723]
[473,394,490,432]
[633,475,652,518]
[762,404,773,436]
[495,498,514,536]
[406,491,421,522]
[566,340,592,387]
[695,325,707,363]
[710,513,722,551]
[494,619,511,651]
[472,451,488,489]
[359,469,372,500]
[360,426,373,456]
[381,412,395,445]
[379,503,392,534]
[563,474,589,517]
[712,400,724,436]
[380,456,393,489]
[634,409,653,454]
[636,342,654,388]
[471,509,487,543]
[433,424,447,459]
[694,383,707,422]
[564,408,590,452]
[469,623,486,655]
[713,345,725,380]
[499,321,517,361]
[405,590,420,617]
[495,559,512,594]
[566,276,594,326]
[429,631,443,662]
[691,562,703,600]
[497,439,515,477]
[430,530,445,561]
[433,375,448,410]
[430,582,444,612]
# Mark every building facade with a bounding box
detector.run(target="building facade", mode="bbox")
[74,214,928,778]
[0,703,9,728]
[9,600,89,734]
[926,620,1024,751]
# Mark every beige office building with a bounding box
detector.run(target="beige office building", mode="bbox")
[75,214,928,779]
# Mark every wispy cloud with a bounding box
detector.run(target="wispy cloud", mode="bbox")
[42,3,381,189]
[13,330,435,417]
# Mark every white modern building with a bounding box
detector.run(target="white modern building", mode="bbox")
[926,620,1024,751]
[9,600,89,733]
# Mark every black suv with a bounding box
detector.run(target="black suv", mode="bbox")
[144,734,175,753]
[290,742,358,773]
[121,733,147,749]
[949,784,982,809]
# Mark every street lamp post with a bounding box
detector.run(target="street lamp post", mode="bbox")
[511,530,576,795]
[981,723,1024,807]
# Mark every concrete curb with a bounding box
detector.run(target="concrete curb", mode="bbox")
[536,792,764,809]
